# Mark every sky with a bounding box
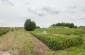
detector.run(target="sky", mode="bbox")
[0,0,85,27]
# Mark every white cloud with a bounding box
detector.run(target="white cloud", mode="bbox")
[1,0,14,6]
[0,0,85,27]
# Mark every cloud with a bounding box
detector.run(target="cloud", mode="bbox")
[0,0,85,27]
[64,10,76,14]
[42,7,60,15]
[67,6,77,9]
[27,9,45,16]
[1,0,14,6]
[27,7,60,16]
[27,8,36,13]
[81,7,85,12]
[62,6,78,14]
[24,3,30,6]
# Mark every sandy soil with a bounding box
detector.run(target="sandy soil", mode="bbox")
[32,36,50,54]
[0,30,50,55]
[0,51,12,55]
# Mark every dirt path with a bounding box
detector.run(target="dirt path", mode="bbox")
[32,36,50,54]
[0,51,12,55]
[0,32,14,55]
[0,30,50,55]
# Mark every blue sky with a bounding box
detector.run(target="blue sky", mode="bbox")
[0,0,85,27]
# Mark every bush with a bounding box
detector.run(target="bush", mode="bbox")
[24,19,36,31]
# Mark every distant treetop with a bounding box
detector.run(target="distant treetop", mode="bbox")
[51,22,77,28]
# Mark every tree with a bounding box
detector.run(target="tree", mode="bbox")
[51,22,77,28]
[24,19,36,31]
[69,23,74,28]
[36,26,40,28]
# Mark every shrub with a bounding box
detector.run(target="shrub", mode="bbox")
[24,19,36,31]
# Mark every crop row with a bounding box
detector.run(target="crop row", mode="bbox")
[31,27,83,50]
[0,27,10,36]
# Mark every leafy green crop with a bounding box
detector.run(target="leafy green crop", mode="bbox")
[31,27,83,50]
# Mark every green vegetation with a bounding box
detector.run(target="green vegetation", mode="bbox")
[0,28,38,55]
[0,25,85,55]
[0,27,10,36]
[24,19,36,31]
[31,27,84,50]
[43,45,85,55]
[51,22,77,28]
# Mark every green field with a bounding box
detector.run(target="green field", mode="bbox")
[0,27,85,55]
[31,26,85,55]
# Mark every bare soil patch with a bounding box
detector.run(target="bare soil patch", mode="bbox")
[32,36,50,54]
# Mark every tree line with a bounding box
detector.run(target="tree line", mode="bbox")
[24,19,79,31]
[51,22,77,28]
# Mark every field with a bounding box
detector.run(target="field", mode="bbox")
[0,27,10,36]
[0,27,85,55]
[0,27,50,55]
[31,26,85,55]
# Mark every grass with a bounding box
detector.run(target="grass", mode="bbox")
[43,42,85,55]
[0,27,9,36]
[0,29,38,55]
[31,27,83,50]
[31,27,85,55]
[0,27,85,55]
